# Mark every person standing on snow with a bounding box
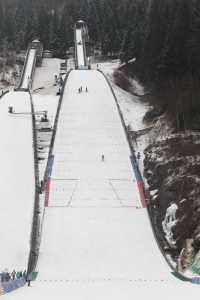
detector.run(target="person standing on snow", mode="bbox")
[16,271,20,279]
[27,273,32,286]
[5,273,11,282]
[11,270,16,280]
[60,78,64,86]
[86,87,88,92]
[1,271,5,282]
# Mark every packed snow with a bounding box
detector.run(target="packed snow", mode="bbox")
[1,59,200,299]
[0,91,35,272]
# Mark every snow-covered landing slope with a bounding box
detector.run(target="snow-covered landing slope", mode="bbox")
[34,71,199,297]
[0,92,35,271]
[76,29,85,67]
[21,49,36,89]
[3,71,199,299]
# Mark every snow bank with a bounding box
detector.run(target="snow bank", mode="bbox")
[0,91,35,271]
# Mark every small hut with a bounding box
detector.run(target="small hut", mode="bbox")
[76,20,85,29]
[30,39,43,66]
[43,50,53,58]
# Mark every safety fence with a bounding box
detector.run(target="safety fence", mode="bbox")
[74,27,78,69]
[28,54,36,90]
[82,34,87,66]
[26,91,40,274]
[0,277,26,295]
[18,47,36,91]
[190,250,200,275]
[97,69,191,283]
[18,46,31,88]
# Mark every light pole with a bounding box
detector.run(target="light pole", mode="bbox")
[1,37,7,82]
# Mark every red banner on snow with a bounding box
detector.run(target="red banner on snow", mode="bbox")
[0,283,4,295]
[117,62,126,69]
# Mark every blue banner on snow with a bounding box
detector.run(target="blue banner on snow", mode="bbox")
[192,277,200,284]
[130,156,140,181]
[48,154,55,180]
[2,277,26,293]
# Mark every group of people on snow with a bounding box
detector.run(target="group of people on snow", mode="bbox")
[0,269,32,286]
[78,86,88,93]
[1,270,25,282]
[55,75,64,86]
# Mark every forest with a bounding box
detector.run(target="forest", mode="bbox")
[0,0,200,130]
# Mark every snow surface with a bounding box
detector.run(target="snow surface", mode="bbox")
[4,70,200,299]
[21,49,36,89]
[1,61,200,298]
[92,59,150,189]
[76,29,85,67]
[32,58,60,95]
[0,91,35,272]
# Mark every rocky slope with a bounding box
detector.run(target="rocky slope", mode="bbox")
[143,116,200,272]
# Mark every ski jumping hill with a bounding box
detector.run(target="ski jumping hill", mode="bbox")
[0,91,35,272]
[4,69,198,300]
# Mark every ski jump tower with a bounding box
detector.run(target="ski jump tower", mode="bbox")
[74,20,89,70]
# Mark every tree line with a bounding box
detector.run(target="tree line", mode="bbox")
[0,0,133,57]
[1,0,200,130]
[120,0,200,131]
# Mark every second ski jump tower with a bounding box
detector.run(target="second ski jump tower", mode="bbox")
[18,40,43,91]
[74,20,89,70]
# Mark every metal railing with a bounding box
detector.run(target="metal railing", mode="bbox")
[27,90,40,274]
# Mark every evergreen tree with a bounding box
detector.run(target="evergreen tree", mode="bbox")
[57,10,70,58]
[159,0,191,82]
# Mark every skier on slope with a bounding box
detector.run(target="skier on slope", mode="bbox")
[8,106,13,113]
